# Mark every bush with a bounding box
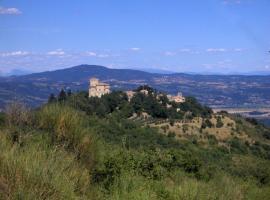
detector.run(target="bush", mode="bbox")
[201,119,213,129]
[208,135,218,145]
[5,101,32,128]
[182,153,202,174]
[216,116,224,128]
[167,131,176,138]
[37,104,98,169]
[230,156,270,186]
[92,156,122,190]
[0,133,92,199]
[263,130,270,140]
[228,138,248,154]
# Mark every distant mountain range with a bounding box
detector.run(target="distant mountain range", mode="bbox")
[0,69,35,77]
[0,64,270,109]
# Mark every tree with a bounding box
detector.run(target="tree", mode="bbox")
[216,116,224,128]
[58,89,67,102]
[67,89,72,97]
[205,119,213,128]
[48,93,56,103]
[5,101,31,128]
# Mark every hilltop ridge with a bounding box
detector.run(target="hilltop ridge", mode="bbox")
[0,64,270,109]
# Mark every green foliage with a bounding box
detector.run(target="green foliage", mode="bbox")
[201,119,213,129]
[246,117,259,125]
[58,89,67,102]
[167,131,176,138]
[207,134,218,145]
[50,86,214,122]
[92,156,122,190]
[0,132,94,199]
[0,112,5,127]
[37,104,98,169]
[180,97,213,118]
[48,93,57,103]
[182,124,189,133]
[216,116,224,128]
[130,92,168,118]
[95,117,180,149]
[1,89,270,199]
[182,153,202,174]
[5,101,32,128]
[228,137,248,154]
[229,156,270,186]
[263,130,270,140]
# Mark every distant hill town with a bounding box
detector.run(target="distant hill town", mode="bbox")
[89,77,185,104]
[0,65,270,109]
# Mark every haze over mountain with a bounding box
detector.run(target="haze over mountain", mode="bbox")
[0,65,270,109]
[4,69,35,76]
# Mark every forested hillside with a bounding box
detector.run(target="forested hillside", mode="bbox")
[0,86,270,199]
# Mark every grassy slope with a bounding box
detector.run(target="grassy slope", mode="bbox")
[0,103,270,199]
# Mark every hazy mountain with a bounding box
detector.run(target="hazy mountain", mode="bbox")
[4,69,35,76]
[0,64,270,109]
[134,68,176,74]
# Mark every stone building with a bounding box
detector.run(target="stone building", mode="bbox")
[126,90,136,101]
[89,78,110,98]
[167,92,185,103]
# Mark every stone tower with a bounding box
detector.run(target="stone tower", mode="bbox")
[89,78,110,98]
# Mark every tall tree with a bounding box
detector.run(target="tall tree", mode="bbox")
[67,89,72,97]
[48,93,56,103]
[58,89,67,102]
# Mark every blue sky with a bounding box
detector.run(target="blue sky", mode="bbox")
[0,0,270,74]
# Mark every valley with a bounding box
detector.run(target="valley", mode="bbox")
[213,108,270,127]
[0,65,270,110]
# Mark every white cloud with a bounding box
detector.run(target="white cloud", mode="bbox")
[222,0,241,5]
[0,51,29,57]
[0,7,22,15]
[86,51,97,57]
[85,51,109,58]
[164,49,193,56]
[164,51,176,56]
[130,48,141,51]
[47,49,65,56]
[233,48,245,52]
[207,48,227,52]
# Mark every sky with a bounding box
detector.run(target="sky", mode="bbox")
[0,0,270,74]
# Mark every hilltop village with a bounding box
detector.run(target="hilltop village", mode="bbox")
[88,77,185,103]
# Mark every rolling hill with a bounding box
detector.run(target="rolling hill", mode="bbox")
[0,64,270,108]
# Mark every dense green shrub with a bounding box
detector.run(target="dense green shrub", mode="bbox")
[201,119,213,129]
[37,104,98,169]
[229,156,270,186]
[228,138,248,154]
[216,116,224,128]
[208,134,218,145]
[92,156,122,190]
[180,97,213,118]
